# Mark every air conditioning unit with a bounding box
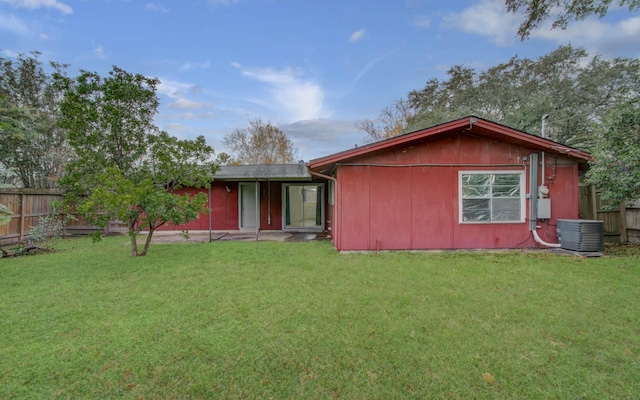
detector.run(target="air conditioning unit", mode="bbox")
[557,219,604,252]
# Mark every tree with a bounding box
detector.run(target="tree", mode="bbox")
[57,66,218,256]
[215,152,232,165]
[357,98,415,142]
[506,0,640,39]
[585,100,640,205]
[223,118,298,164]
[406,45,639,150]
[0,52,73,188]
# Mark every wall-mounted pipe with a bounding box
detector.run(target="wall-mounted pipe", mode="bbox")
[533,229,561,248]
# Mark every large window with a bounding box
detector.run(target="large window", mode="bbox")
[459,171,524,223]
[283,184,323,230]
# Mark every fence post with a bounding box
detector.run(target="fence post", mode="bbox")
[18,191,25,241]
[620,202,627,244]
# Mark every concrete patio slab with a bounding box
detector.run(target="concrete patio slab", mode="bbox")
[146,231,319,243]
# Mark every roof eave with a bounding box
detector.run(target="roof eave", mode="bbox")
[308,116,592,171]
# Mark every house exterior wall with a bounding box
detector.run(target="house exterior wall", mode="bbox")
[160,180,319,232]
[335,133,580,251]
[158,182,239,231]
[260,181,283,230]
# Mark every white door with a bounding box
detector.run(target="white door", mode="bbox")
[240,183,259,229]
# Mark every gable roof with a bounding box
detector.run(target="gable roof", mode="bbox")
[307,116,592,172]
[215,163,311,181]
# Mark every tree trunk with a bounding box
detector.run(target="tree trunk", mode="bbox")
[139,227,155,256]
[128,219,138,257]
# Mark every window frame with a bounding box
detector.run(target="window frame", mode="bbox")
[458,170,526,224]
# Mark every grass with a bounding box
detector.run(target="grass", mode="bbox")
[1,237,639,399]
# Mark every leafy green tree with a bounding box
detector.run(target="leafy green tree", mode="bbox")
[57,67,218,256]
[585,100,640,205]
[223,118,298,164]
[506,0,640,39]
[406,45,639,150]
[215,152,232,165]
[0,52,72,188]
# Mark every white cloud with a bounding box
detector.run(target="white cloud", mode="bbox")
[441,0,640,54]
[157,78,197,98]
[279,118,365,161]
[93,45,106,59]
[279,118,361,142]
[442,0,520,46]
[208,0,239,5]
[168,98,211,109]
[146,3,169,12]
[0,13,29,34]
[38,32,48,39]
[1,48,19,58]
[349,28,366,42]
[180,61,211,71]
[232,62,326,122]
[413,15,431,28]
[530,15,640,55]
[157,111,215,120]
[0,0,72,14]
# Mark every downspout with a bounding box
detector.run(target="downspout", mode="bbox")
[208,186,212,242]
[255,179,259,241]
[308,169,337,246]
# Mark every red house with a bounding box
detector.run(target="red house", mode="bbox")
[170,116,592,251]
[307,116,591,251]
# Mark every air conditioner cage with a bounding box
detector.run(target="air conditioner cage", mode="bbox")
[556,219,604,252]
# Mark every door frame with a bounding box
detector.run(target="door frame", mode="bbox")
[239,182,260,230]
[281,183,324,232]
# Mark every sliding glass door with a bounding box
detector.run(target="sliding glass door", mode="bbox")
[283,184,323,230]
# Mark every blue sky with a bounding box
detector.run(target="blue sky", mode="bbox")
[1,0,639,161]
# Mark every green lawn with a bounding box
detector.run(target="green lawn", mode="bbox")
[1,237,639,399]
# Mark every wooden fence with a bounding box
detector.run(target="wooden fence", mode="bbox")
[579,185,640,244]
[0,189,125,246]
[625,200,640,244]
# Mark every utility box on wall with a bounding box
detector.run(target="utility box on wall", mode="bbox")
[537,198,551,219]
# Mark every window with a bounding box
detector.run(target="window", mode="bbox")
[459,171,524,223]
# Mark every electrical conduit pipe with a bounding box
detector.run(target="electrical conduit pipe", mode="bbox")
[532,228,561,248]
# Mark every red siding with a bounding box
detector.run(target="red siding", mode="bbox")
[338,166,370,250]
[411,167,454,249]
[161,180,325,232]
[335,134,581,251]
[158,182,239,231]
[368,167,412,250]
[259,181,283,230]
